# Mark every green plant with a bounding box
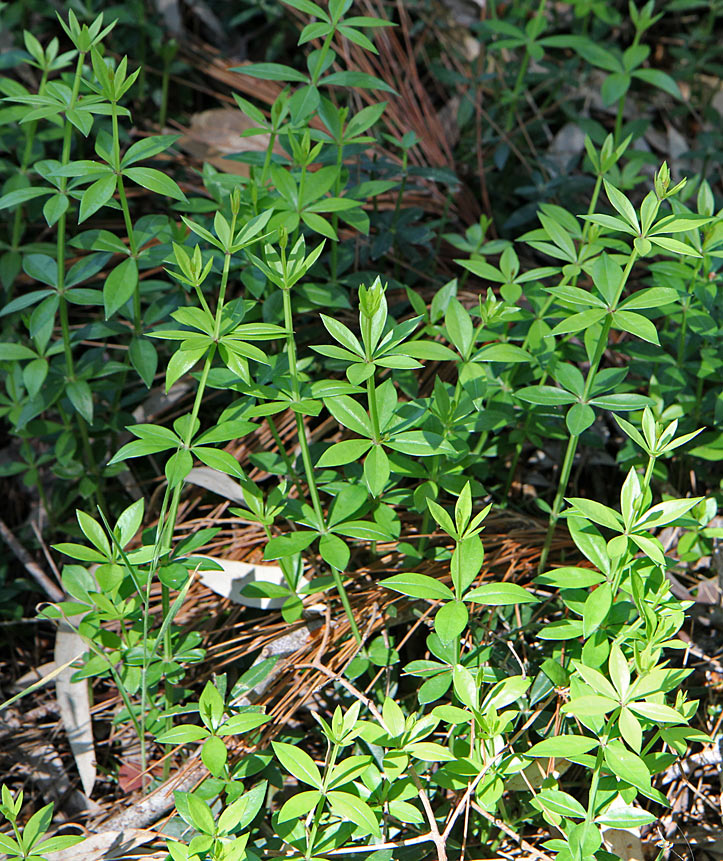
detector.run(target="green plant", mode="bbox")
[0,0,722,859]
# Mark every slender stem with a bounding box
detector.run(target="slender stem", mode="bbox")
[538,252,638,571]
[112,105,141,331]
[56,52,86,381]
[281,279,360,643]
[261,130,277,187]
[503,171,605,501]
[265,415,304,491]
[306,742,339,859]
[310,29,335,87]
[330,137,344,284]
[503,0,547,133]
[367,373,381,442]
[581,741,605,843]
[676,260,702,367]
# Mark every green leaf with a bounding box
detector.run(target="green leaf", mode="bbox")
[589,393,652,411]
[317,439,372,467]
[121,134,181,167]
[43,192,69,227]
[104,257,138,319]
[649,236,701,257]
[536,789,587,819]
[324,395,373,437]
[582,582,612,636]
[128,336,157,389]
[603,740,652,793]
[123,167,187,201]
[264,531,316,560]
[320,314,364,355]
[327,755,374,790]
[363,445,389,497]
[277,790,323,823]
[232,62,309,82]
[320,70,397,94]
[400,341,458,361]
[406,741,455,761]
[635,497,702,529]
[561,695,618,718]
[452,665,478,711]
[79,173,117,222]
[385,430,454,456]
[218,712,272,735]
[551,308,607,336]
[566,403,595,435]
[565,498,622,531]
[427,499,456,536]
[516,385,577,406]
[202,735,228,775]
[377,698,405,740]
[156,724,210,744]
[632,68,681,99]
[271,741,323,789]
[77,510,110,557]
[319,533,350,570]
[66,379,93,423]
[628,701,684,723]
[382,572,454,602]
[0,342,37,360]
[603,179,639,231]
[611,310,660,344]
[618,287,679,310]
[596,803,657,828]
[465,583,539,605]
[327,790,381,837]
[445,298,474,358]
[185,794,215,835]
[434,600,468,643]
[0,186,52,209]
[536,566,605,588]
[474,343,531,363]
[527,736,599,757]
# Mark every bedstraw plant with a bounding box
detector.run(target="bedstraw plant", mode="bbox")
[0,0,722,860]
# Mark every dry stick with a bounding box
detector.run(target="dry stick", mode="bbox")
[0,517,64,603]
[471,803,554,861]
[410,765,448,861]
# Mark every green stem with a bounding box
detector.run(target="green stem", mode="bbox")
[503,0,547,133]
[367,373,381,442]
[580,738,606,848]
[330,138,344,284]
[261,131,277,187]
[306,742,340,859]
[281,281,360,643]
[112,105,142,331]
[265,415,304,491]
[56,52,86,382]
[675,260,702,367]
[538,252,638,572]
[503,171,604,501]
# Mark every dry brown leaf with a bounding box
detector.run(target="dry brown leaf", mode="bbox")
[177,109,282,176]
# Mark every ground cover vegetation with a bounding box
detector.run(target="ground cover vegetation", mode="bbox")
[0,0,722,859]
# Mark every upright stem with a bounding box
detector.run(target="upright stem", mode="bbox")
[503,170,605,501]
[56,52,86,381]
[112,105,141,331]
[675,260,702,367]
[538,252,638,572]
[281,281,361,643]
[330,134,345,284]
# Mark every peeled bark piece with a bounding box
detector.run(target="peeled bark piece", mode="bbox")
[55,623,96,797]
